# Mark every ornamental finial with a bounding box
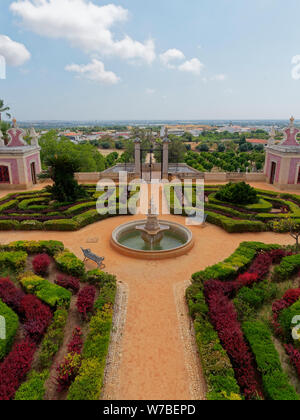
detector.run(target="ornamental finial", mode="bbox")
[12,118,17,128]
[290,116,295,126]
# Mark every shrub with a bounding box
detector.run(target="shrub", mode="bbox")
[0,200,18,212]
[55,251,85,277]
[279,300,300,343]
[272,288,300,336]
[56,352,82,393]
[67,327,83,354]
[0,278,25,312]
[192,242,280,283]
[285,344,300,379]
[20,295,53,342]
[215,182,258,205]
[68,282,116,400]
[0,251,27,271]
[38,308,68,369]
[65,202,97,216]
[43,219,78,231]
[32,254,51,275]
[204,283,260,399]
[206,211,265,233]
[0,339,36,400]
[273,254,300,282]
[242,321,299,400]
[20,274,71,308]
[0,299,19,361]
[2,240,64,256]
[0,220,20,231]
[77,286,96,319]
[20,220,43,231]
[14,370,48,400]
[55,273,80,295]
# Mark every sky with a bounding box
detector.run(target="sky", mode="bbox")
[0,0,300,121]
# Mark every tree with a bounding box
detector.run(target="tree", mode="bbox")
[42,154,88,202]
[217,143,226,152]
[197,143,209,152]
[272,217,300,251]
[0,99,11,121]
[215,182,258,205]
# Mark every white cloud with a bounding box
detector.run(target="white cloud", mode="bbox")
[291,55,300,80]
[0,35,30,66]
[146,88,155,95]
[211,74,227,81]
[160,48,185,68]
[65,59,120,84]
[10,0,155,64]
[178,58,203,75]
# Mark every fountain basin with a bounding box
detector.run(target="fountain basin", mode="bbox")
[111,220,194,260]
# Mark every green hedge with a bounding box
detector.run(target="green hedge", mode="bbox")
[43,219,78,231]
[0,250,27,271]
[186,286,241,400]
[20,220,44,231]
[1,240,64,256]
[55,250,85,277]
[20,274,71,308]
[38,308,69,369]
[0,199,18,212]
[65,202,97,216]
[206,211,265,233]
[0,299,19,360]
[67,275,116,400]
[273,254,300,282]
[243,321,299,400]
[192,242,280,283]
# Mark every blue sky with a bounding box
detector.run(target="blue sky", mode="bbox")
[0,0,300,121]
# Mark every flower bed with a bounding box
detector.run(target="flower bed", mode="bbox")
[187,242,300,400]
[0,240,117,401]
[0,186,131,231]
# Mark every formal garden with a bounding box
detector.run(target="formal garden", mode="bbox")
[0,240,116,400]
[186,241,300,400]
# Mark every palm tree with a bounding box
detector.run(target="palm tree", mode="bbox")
[0,99,11,122]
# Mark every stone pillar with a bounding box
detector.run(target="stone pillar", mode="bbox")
[162,137,170,179]
[134,137,141,176]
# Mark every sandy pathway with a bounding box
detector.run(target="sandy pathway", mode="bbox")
[0,213,295,400]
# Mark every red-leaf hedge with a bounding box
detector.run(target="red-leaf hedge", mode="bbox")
[67,327,83,354]
[32,253,51,275]
[204,282,261,399]
[272,288,300,336]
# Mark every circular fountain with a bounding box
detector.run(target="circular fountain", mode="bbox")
[111,200,194,260]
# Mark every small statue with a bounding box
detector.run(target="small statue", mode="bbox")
[268,126,276,145]
[29,127,39,146]
[12,118,17,128]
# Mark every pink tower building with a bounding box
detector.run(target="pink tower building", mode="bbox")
[264,117,300,190]
[0,120,41,189]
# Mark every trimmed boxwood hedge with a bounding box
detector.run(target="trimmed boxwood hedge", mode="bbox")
[0,250,27,271]
[279,300,300,342]
[192,242,280,284]
[273,254,300,282]
[67,274,116,400]
[0,298,19,361]
[20,274,71,308]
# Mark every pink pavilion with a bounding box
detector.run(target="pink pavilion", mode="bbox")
[264,117,300,190]
[0,119,41,189]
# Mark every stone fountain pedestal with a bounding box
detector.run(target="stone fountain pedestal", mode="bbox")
[136,213,170,245]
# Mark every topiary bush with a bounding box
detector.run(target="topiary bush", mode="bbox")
[32,254,51,276]
[215,182,258,205]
